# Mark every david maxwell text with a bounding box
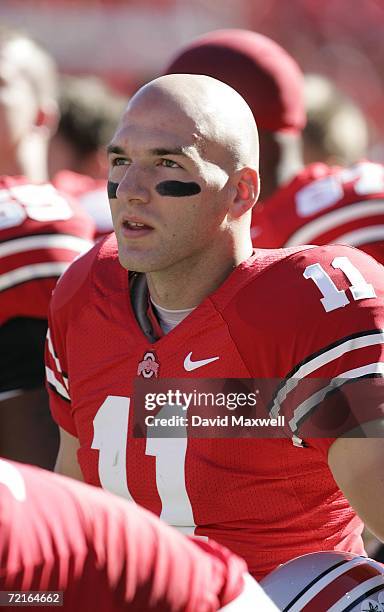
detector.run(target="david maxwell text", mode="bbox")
[145,415,285,427]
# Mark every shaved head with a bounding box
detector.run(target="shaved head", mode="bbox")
[108,72,259,286]
[125,73,259,172]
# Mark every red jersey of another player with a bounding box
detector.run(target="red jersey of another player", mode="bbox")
[53,170,113,239]
[251,161,384,264]
[46,235,384,579]
[0,459,266,611]
[0,176,94,326]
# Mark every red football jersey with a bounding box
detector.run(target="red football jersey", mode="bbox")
[0,459,253,611]
[53,170,113,239]
[46,235,384,579]
[251,161,384,264]
[0,176,95,326]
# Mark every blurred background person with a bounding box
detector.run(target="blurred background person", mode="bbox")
[0,458,278,611]
[0,25,95,469]
[50,75,127,238]
[0,181,95,469]
[302,73,370,167]
[0,24,58,182]
[49,75,126,182]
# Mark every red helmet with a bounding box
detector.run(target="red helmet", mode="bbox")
[260,551,384,611]
[163,29,305,134]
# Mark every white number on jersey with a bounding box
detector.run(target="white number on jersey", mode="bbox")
[296,162,384,217]
[146,403,195,533]
[92,396,196,535]
[0,184,72,230]
[303,256,376,312]
[91,396,133,499]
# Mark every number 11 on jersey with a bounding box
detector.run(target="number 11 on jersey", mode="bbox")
[304,256,376,312]
[92,396,197,535]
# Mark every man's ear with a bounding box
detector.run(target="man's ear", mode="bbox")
[230,168,260,219]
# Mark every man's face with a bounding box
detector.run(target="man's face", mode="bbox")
[0,40,39,165]
[107,97,233,273]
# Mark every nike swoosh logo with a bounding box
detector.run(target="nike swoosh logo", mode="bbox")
[184,352,220,371]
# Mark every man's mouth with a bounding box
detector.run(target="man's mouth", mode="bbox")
[121,218,153,236]
[123,220,147,230]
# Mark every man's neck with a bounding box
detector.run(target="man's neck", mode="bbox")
[19,138,49,183]
[2,138,49,183]
[146,237,253,310]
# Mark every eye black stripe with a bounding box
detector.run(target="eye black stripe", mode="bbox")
[156,181,201,197]
[107,181,118,199]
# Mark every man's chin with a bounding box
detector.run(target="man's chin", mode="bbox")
[117,251,161,274]
[116,242,146,271]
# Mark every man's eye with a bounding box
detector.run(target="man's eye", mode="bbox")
[158,159,180,169]
[111,157,129,167]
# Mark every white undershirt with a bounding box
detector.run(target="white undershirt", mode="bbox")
[150,298,195,334]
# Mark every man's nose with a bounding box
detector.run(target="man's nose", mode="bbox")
[116,166,150,204]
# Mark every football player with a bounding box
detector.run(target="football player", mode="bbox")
[0,177,94,467]
[0,458,277,611]
[0,26,95,468]
[163,30,384,265]
[46,74,384,580]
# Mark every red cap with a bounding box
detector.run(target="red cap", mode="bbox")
[164,29,305,133]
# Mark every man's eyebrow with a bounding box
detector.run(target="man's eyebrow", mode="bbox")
[150,147,192,157]
[106,144,125,155]
[106,144,195,157]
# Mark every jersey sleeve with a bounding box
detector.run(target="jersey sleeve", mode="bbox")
[0,178,95,325]
[45,241,101,436]
[0,460,249,611]
[45,318,74,435]
[270,245,384,453]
